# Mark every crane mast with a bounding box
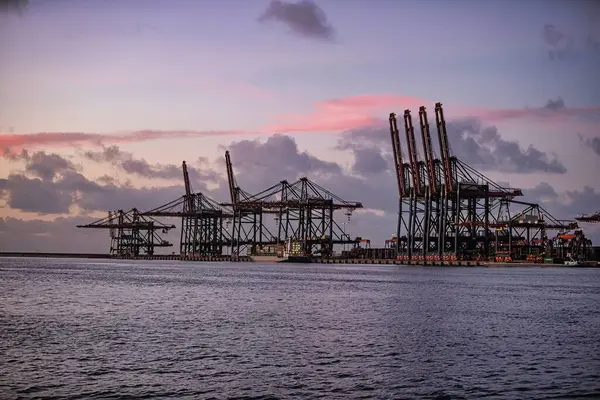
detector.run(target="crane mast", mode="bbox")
[389,113,407,197]
[419,106,437,194]
[404,109,422,196]
[435,102,454,193]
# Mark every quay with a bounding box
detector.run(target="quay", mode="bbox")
[0,252,251,262]
[0,252,111,259]
[2,252,586,267]
[312,258,482,266]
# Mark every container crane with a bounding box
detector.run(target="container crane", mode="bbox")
[389,113,408,198]
[404,109,423,197]
[435,102,454,193]
[418,106,438,194]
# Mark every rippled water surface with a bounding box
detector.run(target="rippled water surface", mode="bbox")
[1,258,599,399]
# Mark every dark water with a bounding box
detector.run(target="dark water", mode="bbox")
[1,259,599,399]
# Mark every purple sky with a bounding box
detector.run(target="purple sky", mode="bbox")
[0,0,599,251]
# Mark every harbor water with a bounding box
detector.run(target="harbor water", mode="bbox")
[1,258,599,399]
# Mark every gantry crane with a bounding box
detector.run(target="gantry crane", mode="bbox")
[77,209,175,257]
[140,161,232,256]
[576,210,600,223]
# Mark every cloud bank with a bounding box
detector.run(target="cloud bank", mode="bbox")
[2,96,598,155]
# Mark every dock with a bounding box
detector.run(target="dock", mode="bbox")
[0,252,112,259]
[2,252,595,267]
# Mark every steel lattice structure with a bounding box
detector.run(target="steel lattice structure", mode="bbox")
[141,161,232,257]
[136,161,233,257]
[576,210,600,223]
[223,151,363,257]
[389,103,582,262]
[223,150,278,256]
[77,209,175,257]
[77,161,233,258]
[141,193,232,257]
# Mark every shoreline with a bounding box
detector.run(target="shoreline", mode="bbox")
[0,252,598,268]
[0,252,111,259]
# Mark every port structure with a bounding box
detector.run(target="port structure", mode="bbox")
[77,161,232,257]
[565,210,600,261]
[223,151,363,257]
[389,103,581,262]
[576,210,600,223]
[141,161,233,256]
[77,209,176,257]
[78,153,364,259]
[223,150,279,256]
[494,199,583,261]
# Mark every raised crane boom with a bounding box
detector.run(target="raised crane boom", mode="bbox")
[404,109,422,196]
[182,161,194,212]
[389,113,407,197]
[225,150,238,205]
[419,106,437,194]
[435,102,454,193]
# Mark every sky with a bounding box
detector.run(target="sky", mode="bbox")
[1,0,600,253]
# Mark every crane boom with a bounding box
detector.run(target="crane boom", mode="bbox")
[182,161,194,212]
[389,113,407,197]
[435,102,454,193]
[225,150,238,204]
[404,110,422,196]
[419,106,437,194]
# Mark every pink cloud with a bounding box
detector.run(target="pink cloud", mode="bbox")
[3,93,598,156]
[263,94,426,133]
[0,130,244,156]
[0,94,428,155]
